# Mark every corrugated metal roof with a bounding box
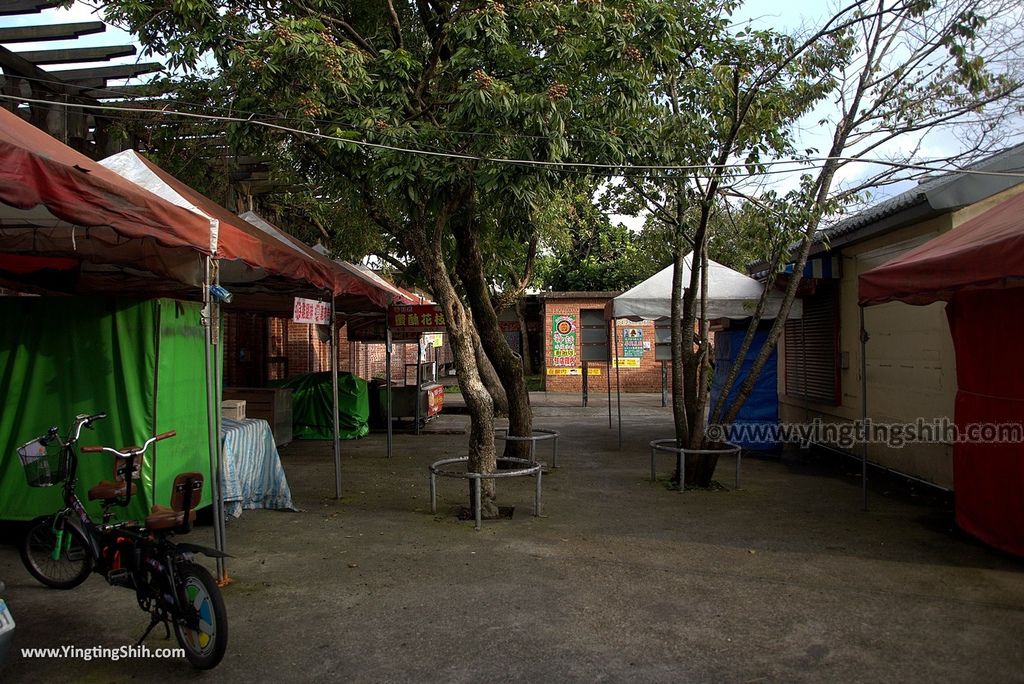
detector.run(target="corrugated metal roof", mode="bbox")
[817,141,1024,244]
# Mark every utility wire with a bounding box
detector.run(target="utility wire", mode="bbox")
[6,92,1024,179]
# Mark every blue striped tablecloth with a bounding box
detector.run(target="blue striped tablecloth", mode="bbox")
[220,417,297,518]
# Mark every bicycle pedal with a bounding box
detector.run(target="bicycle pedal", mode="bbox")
[106,569,133,587]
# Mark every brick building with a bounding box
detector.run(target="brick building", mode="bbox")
[540,292,668,393]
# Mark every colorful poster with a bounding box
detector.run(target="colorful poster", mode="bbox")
[426,384,445,417]
[551,314,578,367]
[622,328,644,358]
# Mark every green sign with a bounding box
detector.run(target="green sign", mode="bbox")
[551,314,578,367]
[623,327,644,358]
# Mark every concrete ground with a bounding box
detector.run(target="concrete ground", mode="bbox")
[2,392,1023,682]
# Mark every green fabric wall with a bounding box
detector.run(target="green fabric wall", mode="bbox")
[0,297,211,521]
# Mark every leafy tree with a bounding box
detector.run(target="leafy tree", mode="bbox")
[103,0,686,515]
[536,182,666,292]
[710,0,1024,438]
[607,0,1023,486]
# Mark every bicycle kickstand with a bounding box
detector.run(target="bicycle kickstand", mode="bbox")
[136,611,171,646]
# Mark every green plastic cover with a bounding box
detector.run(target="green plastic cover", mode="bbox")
[0,297,212,522]
[272,371,369,440]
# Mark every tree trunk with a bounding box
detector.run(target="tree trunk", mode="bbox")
[470,320,509,416]
[453,218,533,461]
[516,297,534,376]
[404,220,499,517]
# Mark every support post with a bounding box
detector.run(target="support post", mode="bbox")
[606,356,612,430]
[859,305,869,512]
[385,329,393,459]
[661,361,668,407]
[614,318,622,449]
[582,360,589,407]
[415,335,422,435]
[330,295,341,499]
[202,257,227,583]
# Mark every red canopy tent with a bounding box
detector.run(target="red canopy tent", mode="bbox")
[0,107,212,289]
[859,190,1024,556]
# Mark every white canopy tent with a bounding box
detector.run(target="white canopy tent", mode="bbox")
[610,253,803,321]
[606,253,803,446]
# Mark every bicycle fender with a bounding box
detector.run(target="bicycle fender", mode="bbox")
[63,515,101,561]
[175,542,232,559]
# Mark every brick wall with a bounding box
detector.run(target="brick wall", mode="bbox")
[541,295,671,393]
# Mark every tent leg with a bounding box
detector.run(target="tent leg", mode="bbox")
[202,257,226,583]
[386,330,393,459]
[415,337,422,435]
[859,305,869,512]
[661,361,668,407]
[213,293,227,583]
[582,361,588,407]
[606,354,612,430]
[614,319,622,449]
[331,296,342,499]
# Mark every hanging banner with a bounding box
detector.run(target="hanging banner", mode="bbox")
[622,327,644,358]
[388,304,446,332]
[551,314,578,367]
[293,297,331,325]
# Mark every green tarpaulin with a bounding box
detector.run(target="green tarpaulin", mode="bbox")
[272,371,369,440]
[0,297,212,522]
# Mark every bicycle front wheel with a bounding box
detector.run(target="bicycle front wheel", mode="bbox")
[20,515,93,589]
[172,562,228,669]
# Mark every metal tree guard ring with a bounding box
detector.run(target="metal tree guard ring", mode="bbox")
[649,440,743,492]
[429,456,543,530]
[494,427,560,469]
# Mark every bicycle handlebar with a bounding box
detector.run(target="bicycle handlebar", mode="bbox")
[81,430,176,457]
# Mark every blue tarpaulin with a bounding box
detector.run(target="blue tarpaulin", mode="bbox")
[710,329,780,451]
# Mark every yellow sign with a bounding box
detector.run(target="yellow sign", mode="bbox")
[546,367,602,376]
[613,358,641,368]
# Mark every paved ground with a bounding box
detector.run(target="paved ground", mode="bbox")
[2,393,1023,682]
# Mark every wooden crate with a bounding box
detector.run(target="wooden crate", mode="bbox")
[223,388,293,447]
[221,399,246,420]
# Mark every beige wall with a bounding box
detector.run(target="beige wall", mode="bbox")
[779,184,1024,489]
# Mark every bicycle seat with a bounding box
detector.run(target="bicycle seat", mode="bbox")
[145,472,203,531]
[87,456,141,501]
[88,480,138,501]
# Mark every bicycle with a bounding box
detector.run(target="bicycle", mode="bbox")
[17,413,229,669]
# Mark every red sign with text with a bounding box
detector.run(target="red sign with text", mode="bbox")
[388,304,446,332]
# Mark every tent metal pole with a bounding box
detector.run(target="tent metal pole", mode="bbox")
[213,266,227,583]
[202,256,226,583]
[661,361,668,407]
[859,305,868,512]
[386,329,393,459]
[415,334,422,435]
[331,294,342,499]
[582,361,588,407]
[606,354,612,429]
[614,318,622,449]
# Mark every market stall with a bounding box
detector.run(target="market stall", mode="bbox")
[859,190,1024,556]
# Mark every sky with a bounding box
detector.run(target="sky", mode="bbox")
[1,0,1003,230]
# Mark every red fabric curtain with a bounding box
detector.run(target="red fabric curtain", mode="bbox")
[946,288,1024,556]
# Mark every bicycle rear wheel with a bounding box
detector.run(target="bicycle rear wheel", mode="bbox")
[172,562,227,669]
[20,515,92,589]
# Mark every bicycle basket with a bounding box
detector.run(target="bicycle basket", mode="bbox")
[17,438,65,487]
